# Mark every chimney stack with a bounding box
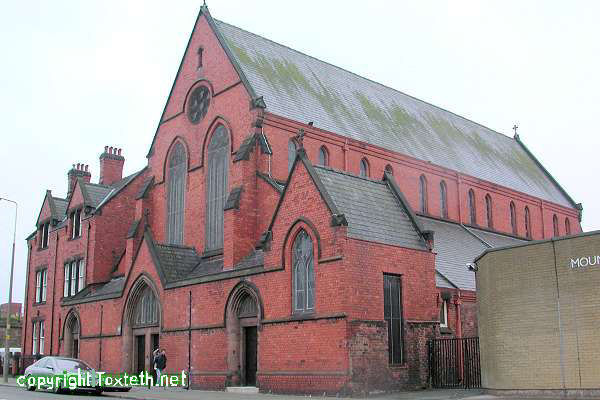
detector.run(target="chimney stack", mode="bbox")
[99,145,125,185]
[67,163,92,198]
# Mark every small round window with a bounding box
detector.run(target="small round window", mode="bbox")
[187,86,211,124]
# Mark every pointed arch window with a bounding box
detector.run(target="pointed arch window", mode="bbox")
[132,286,159,327]
[288,140,297,174]
[166,142,187,245]
[359,158,369,177]
[485,194,493,228]
[565,218,571,235]
[293,230,315,313]
[205,125,230,252]
[318,146,329,166]
[440,181,448,218]
[510,202,517,235]
[553,214,559,237]
[419,175,428,214]
[468,189,476,225]
[525,206,532,238]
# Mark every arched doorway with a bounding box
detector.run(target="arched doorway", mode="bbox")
[122,278,161,375]
[226,283,262,387]
[63,311,80,358]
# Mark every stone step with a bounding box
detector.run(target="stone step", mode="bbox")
[226,386,260,394]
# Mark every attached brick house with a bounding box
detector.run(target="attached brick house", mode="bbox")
[22,6,583,394]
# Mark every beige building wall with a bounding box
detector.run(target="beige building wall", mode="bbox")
[476,232,600,391]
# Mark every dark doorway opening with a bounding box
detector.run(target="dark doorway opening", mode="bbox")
[135,335,146,375]
[72,339,79,359]
[244,326,257,386]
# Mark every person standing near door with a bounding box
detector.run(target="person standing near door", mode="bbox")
[155,348,167,388]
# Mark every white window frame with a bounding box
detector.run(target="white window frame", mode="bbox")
[32,323,38,355]
[41,269,47,302]
[35,271,41,303]
[78,260,86,292]
[39,321,45,355]
[64,264,70,297]
[440,300,448,328]
[70,261,77,296]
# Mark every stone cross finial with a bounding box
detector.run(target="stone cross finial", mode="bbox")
[512,124,519,139]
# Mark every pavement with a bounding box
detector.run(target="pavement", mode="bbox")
[0,377,544,400]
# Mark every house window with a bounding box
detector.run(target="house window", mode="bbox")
[525,206,531,238]
[318,146,329,166]
[70,208,82,239]
[32,323,38,355]
[359,158,369,177]
[39,321,45,355]
[510,202,517,235]
[166,141,187,245]
[292,230,315,313]
[419,175,428,214]
[565,218,571,235]
[35,269,47,303]
[384,274,403,364]
[439,300,448,328]
[288,140,297,174]
[39,222,50,249]
[468,189,476,225]
[485,194,493,229]
[205,125,229,252]
[385,164,393,176]
[132,286,159,327]
[64,260,85,298]
[33,321,45,355]
[553,214,559,237]
[440,181,448,219]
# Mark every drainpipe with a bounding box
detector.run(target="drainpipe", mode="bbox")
[540,200,546,239]
[343,139,348,171]
[456,172,462,223]
[49,234,60,355]
[455,292,462,339]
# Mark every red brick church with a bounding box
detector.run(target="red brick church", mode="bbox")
[22,5,582,394]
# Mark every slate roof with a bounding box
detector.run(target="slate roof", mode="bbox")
[153,244,203,282]
[81,169,145,210]
[314,166,427,250]
[62,277,125,305]
[53,198,68,219]
[418,216,524,290]
[149,235,264,285]
[83,183,113,208]
[214,19,573,208]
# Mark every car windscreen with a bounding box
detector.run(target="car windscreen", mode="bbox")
[54,359,93,372]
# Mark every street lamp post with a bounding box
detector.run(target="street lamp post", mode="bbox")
[1,198,17,383]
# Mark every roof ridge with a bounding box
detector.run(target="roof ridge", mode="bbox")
[418,214,525,242]
[214,19,515,143]
[313,165,385,184]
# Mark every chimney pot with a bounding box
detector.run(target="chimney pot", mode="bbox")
[118,148,122,155]
[109,146,114,154]
[104,146,108,153]
[85,165,89,172]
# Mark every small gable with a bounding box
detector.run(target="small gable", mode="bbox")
[36,191,56,225]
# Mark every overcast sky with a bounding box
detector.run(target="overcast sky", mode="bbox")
[1,1,599,305]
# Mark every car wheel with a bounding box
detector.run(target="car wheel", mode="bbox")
[25,375,35,391]
[52,383,62,394]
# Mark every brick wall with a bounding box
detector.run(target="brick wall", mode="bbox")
[477,232,600,392]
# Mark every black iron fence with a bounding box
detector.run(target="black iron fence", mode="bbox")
[428,337,481,389]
